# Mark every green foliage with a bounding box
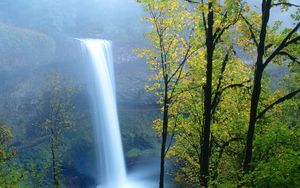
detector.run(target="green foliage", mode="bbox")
[0,124,28,187]
[138,0,251,186]
[127,148,156,158]
[41,72,78,132]
[252,126,300,187]
[139,0,300,187]
[0,123,12,146]
[27,71,80,187]
[0,124,15,165]
[0,0,298,187]
[121,110,160,160]
[250,106,300,187]
[136,0,198,89]
[165,56,252,186]
[249,62,300,187]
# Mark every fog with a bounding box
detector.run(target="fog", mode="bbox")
[0,0,298,187]
[0,1,156,187]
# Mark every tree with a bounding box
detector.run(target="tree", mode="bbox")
[183,0,243,186]
[250,109,300,187]
[136,1,197,187]
[166,51,251,186]
[238,0,300,172]
[0,123,14,163]
[247,36,300,186]
[36,72,78,188]
[0,123,25,187]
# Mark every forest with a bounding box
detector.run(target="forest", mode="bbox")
[0,0,299,188]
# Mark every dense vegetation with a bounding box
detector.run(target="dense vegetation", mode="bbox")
[0,0,299,188]
[137,0,299,187]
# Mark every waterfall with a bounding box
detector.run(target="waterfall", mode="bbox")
[80,39,127,188]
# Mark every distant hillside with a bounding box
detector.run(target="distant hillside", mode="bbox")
[0,22,55,75]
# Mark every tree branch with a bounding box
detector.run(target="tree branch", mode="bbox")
[213,24,231,49]
[265,43,273,50]
[167,46,192,84]
[211,79,251,116]
[165,116,179,155]
[169,62,185,100]
[256,89,300,120]
[272,2,300,8]
[285,36,300,47]
[263,22,300,69]
[221,80,251,93]
[278,51,300,64]
[213,11,228,40]
[184,0,200,4]
[201,0,208,36]
[211,51,230,115]
[213,8,242,49]
[240,14,259,47]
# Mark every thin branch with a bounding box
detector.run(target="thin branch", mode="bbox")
[184,0,200,4]
[170,62,185,100]
[278,51,300,64]
[151,8,169,81]
[213,11,228,40]
[211,51,230,115]
[216,136,243,161]
[221,80,251,93]
[285,36,300,47]
[169,49,199,100]
[165,35,177,57]
[167,48,190,84]
[167,46,198,84]
[169,84,201,100]
[165,116,179,155]
[265,43,273,50]
[177,130,201,161]
[240,14,259,47]
[256,89,300,120]
[190,91,204,127]
[201,0,208,36]
[211,79,251,116]
[213,8,243,49]
[212,24,231,49]
[272,2,300,8]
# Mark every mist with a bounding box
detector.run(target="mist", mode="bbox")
[0,0,299,188]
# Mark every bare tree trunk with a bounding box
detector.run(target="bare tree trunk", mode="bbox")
[51,138,59,188]
[243,0,271,172]
[200,2,213,187]
[159,81,169,188]
[243,67,263,171]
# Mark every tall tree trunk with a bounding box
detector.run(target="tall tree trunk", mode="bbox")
[200,2,213,187]
[51,138,59,188]
[159,80,169,188]
[243,67,263,171]
[243,0,271,172]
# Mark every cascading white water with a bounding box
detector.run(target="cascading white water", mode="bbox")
[80,39,127,188]
[80,39,154,188]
